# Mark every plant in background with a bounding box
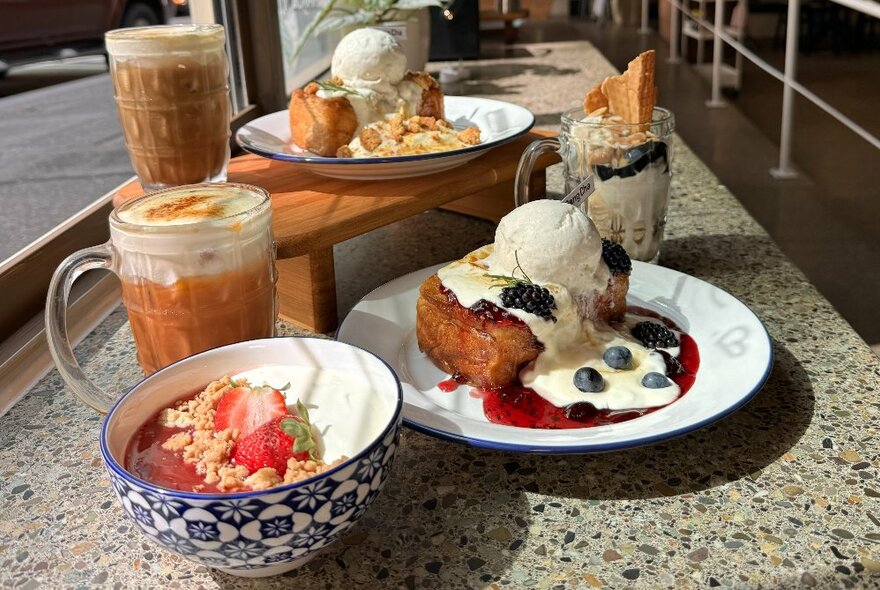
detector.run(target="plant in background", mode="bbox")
[290,0,449,63]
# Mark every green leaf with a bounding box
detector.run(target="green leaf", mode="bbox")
[486,251,534,288]
[314,12,374,35]
[280,418,308,439]
[279,399,320,461]
[289,0,453,65]
[293,437,315,454]
[393,0,446,9]
[512,250,533,283]
[289,0,340,65]
[485,273,520,289]
[296,399,311,424]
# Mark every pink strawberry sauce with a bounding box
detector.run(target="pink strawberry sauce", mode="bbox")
[125,390,224,493]
[438,379,460,393]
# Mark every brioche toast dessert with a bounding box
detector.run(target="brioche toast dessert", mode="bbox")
[416,201,633,390]
[417,241,630,389]
[413,58,691,424]
[288,28,478,158]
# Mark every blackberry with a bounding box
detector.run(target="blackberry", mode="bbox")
[601,238,632,275]
[500,282,557,322]
[632,321,679,349]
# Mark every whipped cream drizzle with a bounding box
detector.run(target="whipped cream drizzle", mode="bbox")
[437,245,681,411]
[316,81,422,132]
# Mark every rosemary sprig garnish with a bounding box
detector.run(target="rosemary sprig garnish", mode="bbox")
[315,80,363,97]
[486,251,533,288]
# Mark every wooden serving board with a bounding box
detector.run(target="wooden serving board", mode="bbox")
[114,130,560,332]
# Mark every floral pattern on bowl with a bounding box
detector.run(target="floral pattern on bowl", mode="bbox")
[105,422,399,576]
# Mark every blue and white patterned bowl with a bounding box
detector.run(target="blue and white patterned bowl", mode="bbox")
[100,337,403,578]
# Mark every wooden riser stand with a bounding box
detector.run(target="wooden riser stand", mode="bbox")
[115,130,559,333]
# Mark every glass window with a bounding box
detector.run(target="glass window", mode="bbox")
[0,0,320,346]
[213,0,250,114]
[277,1,340,93]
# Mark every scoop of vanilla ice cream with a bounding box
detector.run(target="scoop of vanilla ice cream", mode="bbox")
[331,28,407,88]
[488,200,610,298]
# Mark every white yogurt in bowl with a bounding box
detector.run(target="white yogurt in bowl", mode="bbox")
[232,363,394,462]
[100,337,402,577]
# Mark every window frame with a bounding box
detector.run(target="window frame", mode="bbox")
[0,0,322,412]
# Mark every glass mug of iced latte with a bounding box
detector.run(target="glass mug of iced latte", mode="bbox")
[515,107,675,263]
[106,24,231,191]
[46,183,277,413]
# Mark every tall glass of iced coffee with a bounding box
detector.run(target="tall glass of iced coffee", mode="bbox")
[106,24,231,190]
[46,183,277,413]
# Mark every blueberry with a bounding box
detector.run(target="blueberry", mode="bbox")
[603,346,633,370]
[624,142,652,164]
[574,367,604,393]
[624,143,652,175]
[591,161,609,181]
[641,372,671,389]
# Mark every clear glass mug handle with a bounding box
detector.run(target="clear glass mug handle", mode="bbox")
[514,137,561,207]
[45,243,116,414]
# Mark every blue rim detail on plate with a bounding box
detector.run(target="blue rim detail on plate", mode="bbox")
[337,263,774,454]
[237,122,534,165]
[402,344,772,454]
[234,96,535,165]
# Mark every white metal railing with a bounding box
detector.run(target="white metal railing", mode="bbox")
[640,0,880,178]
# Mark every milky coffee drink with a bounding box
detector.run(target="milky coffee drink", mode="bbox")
[106,25,231,190]
[110,184,277,374]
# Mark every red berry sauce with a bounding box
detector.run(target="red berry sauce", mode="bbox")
[439,306,701,430]
[438,379,460,393]
[440,285,526,327]
[124,389,224,493]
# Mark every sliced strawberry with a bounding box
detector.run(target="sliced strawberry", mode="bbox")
[214,385,287,438]
[232,414,311,475]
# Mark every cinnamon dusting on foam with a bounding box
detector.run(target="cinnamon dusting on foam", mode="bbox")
[115,186,264,227]
[143,195,225,223]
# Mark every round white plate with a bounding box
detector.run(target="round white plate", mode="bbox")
[337,261,773,454]
[235,96,535,180]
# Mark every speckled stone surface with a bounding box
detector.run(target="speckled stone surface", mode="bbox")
[2,42,880,589]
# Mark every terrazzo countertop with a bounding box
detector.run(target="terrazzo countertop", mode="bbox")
[2,41,880,589]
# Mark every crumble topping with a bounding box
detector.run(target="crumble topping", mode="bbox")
[154,377,345,493]
[343,111,481,158]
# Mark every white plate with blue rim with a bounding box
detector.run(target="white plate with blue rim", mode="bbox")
[336,261,773,454]
[235,96,535,181]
